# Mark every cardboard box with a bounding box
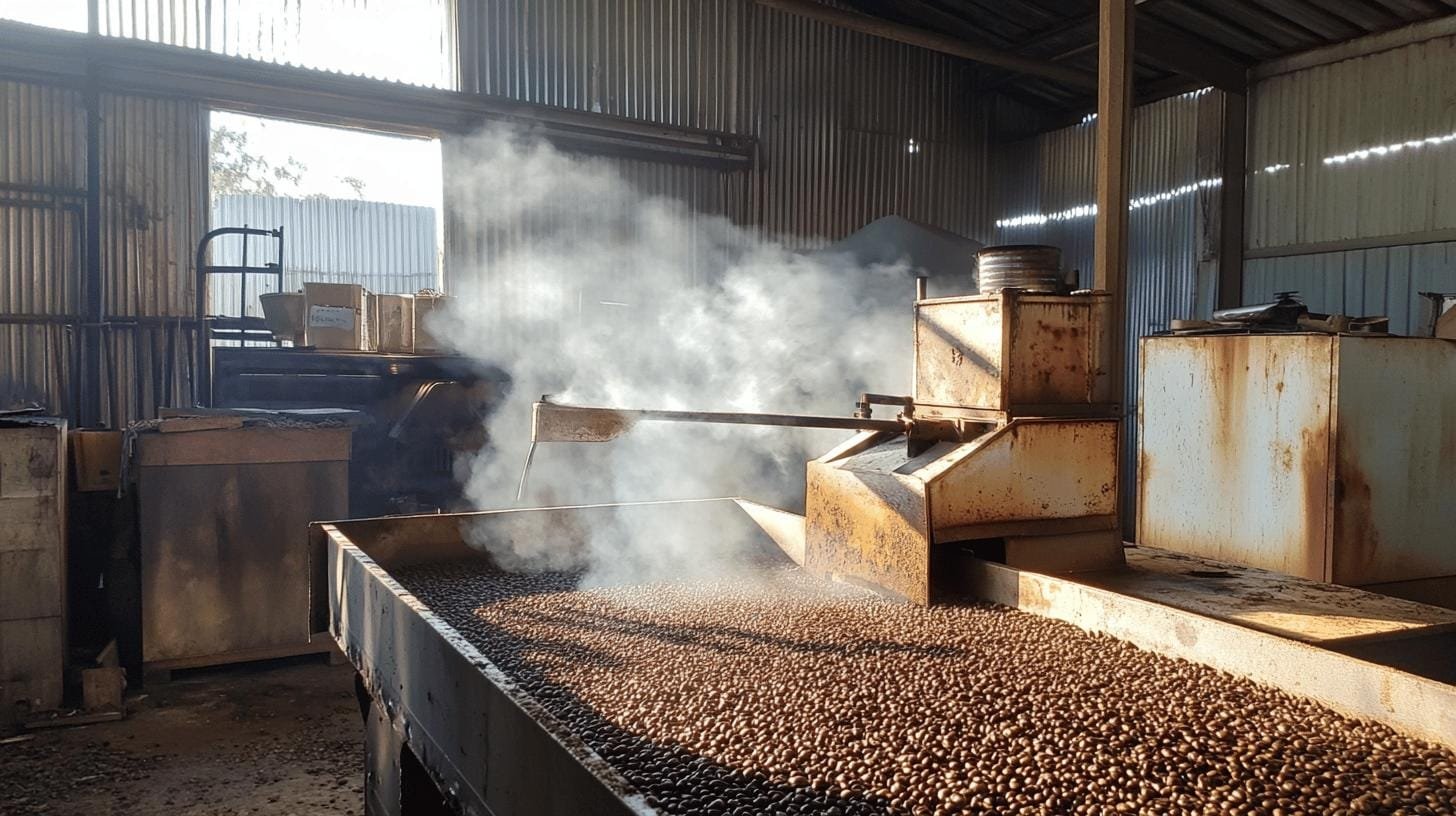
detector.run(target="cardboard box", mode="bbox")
[1437,305,1456,341]
[304,283,373,351]
[375,293,416,353]
[413,292,452,354]
[72,429,122,492]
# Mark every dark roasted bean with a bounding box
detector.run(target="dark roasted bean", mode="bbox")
[395,561,1456,816]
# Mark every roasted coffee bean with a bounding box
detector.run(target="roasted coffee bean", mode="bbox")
[395,562,1456,816]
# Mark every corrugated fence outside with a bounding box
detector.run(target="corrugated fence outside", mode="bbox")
[208,194,440,319]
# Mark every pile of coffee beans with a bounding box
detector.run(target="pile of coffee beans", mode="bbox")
[395,562,1456,815]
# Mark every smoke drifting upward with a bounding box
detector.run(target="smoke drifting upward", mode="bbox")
[436,127,921,585]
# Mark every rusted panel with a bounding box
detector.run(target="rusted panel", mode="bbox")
[530,402,635,442]
[134,426,351,467]
[1137,334,1334,580]
[926,419,1119,530]
[1330,337,1456,586]
[915,293,1114,414]
[914,296,1004,410]
[804,451,930,605]
[1006,297,1112,406]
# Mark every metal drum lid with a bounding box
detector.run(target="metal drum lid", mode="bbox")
[976,245,1065,294]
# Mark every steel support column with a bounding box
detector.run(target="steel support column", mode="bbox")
[1093,0,1134,403]
[1218,91,1247,309]
[83,0,103,426]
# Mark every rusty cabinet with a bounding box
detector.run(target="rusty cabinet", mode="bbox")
[1138,334,1456,603]
[135,425,349,670]
[0,417,66,725]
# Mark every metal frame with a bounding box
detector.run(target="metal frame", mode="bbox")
[193,226,285,407]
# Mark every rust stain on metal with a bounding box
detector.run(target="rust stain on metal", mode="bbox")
[804,459,930,605]
[532,402,634,443]
[1333,448,1378,585]
[1300,425,1331,581]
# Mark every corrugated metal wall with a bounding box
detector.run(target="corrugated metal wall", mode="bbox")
[1245,241,1456,333]
[442,142,743,352]
[460,0,746,132]
[454,0,987,245]
[0,82,205,426]
[748,5,986,246]
[1245,30,1456,331]
[446,0,991,327]
[13,1,993,425]
[99,0,456,88]
[208,194,440,319]
[0,80,85,416]
[98,93,207,428]
[990,89,1226,528]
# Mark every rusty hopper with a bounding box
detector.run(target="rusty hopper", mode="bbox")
[528,288,1122,605]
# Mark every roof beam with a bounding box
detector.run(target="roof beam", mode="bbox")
[1134,17,1248,92]
[754,0,1097,90]
[0,22,754,168]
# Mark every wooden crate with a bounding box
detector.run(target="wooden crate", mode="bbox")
[0,418,67,727]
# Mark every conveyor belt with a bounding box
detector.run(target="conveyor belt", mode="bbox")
[393,561,1456,816]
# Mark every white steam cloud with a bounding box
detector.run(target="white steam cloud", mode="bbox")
[435,127,933,586]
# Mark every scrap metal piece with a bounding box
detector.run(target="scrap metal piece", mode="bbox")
[1211,291,1307,327]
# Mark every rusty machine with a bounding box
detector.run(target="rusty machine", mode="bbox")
[319,246,1456,816]
[529,255,1120,604]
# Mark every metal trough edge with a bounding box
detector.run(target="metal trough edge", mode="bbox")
[323,522,656,816]
[961,558,1456,751]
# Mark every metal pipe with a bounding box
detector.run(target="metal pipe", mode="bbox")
[579,407,902,432]
[532,399,904,443]
[915,276,928,301]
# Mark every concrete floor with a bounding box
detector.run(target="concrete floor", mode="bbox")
[0,659,364,816]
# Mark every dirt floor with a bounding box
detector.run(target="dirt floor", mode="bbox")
[0,659,365,816]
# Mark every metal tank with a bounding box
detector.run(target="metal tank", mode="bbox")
[1138,333,1456,607]
[975,244,1066,294]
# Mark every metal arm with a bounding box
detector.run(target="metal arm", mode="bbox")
[531,398,907,443]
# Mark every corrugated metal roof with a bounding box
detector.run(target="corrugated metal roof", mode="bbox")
[848,0,1456,112]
